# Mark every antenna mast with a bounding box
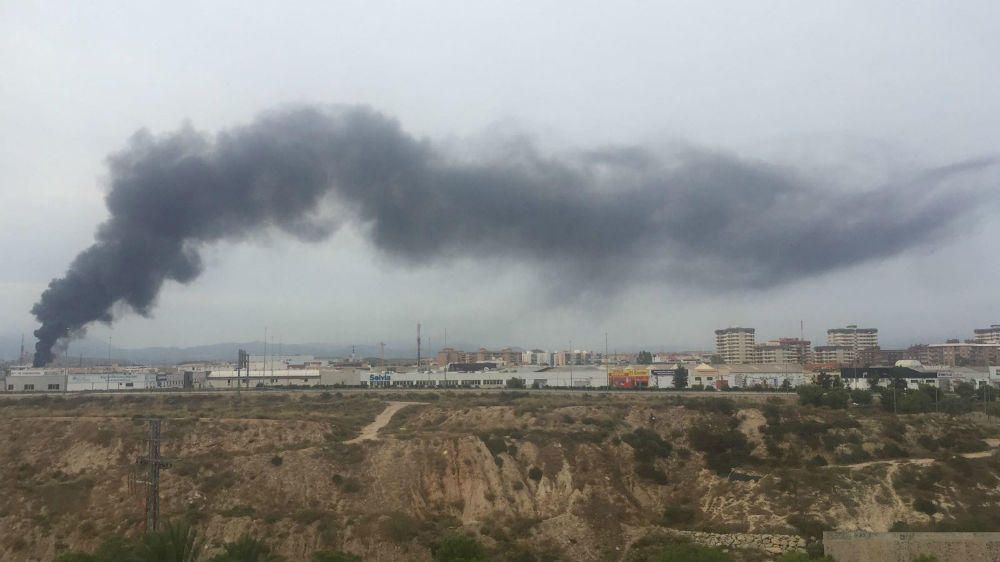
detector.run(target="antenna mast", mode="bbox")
[133,418,170,532]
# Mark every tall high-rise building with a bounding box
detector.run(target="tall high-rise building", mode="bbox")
[974,325,1000,345]
[827,326,879,350]
[755,338,812,364]
[715,327,756,364]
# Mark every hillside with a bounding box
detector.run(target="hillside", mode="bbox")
[1,391,999,562]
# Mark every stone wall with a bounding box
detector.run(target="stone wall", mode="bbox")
[824,531,1000,562]
[670,530,806,555]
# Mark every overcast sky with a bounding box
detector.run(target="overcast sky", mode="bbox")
[2,1,999,357]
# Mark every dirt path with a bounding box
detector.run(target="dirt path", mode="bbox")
[346,401,425,444]
[826,439,1000,470]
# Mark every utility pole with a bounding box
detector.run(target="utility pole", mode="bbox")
[417,323,422,372]
[380,342,385,373]
[107,335,112,391]
[605,332,610,389]
[569,339,574,388]
[135,418,170,532]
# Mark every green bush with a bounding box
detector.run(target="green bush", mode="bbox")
[208,536,285,562]
[527,467,543,481]
[660,505,697,526]
[914,498,938,515]
[652,543,731,562]
[433,534,487,562]
[687,423,752,474]
[787,513,827,541]
[820,389,850,409]
[850,389,873,405]
[797,385,825,407]
[622,428,672,462]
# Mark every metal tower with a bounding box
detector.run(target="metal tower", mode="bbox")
[134,418,170,532]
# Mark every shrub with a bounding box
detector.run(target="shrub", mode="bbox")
[652,543,732,562]
[382,512,420,543]
[911,556,940,562]
[208,535,285,562]
[622,428,672,462]
[787,513,827,540]
[914,498,938,516]
[687,423,752,474]
[434,534,487,562]
[311,552,362,562]
[506,378,526,389]
[660,505,697,526]
[527,467,543,481]
[820,389,850,409]
[270,455,283,467]
[52,554,101,562]
[797,385,825,407]
[479,433,508,458]
[635,462,669,484]
[138,522,204,562]
[219,505,256,518]
[850,389,873,405]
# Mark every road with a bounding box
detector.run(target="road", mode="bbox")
[0,387,798,400]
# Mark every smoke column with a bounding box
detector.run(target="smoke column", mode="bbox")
[31,105,997,365]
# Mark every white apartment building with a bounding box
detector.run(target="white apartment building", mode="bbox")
[814,345,854,364]
[755,338,812,364]
[521,350,553,366]
[974,325,1000,345]
[827,327,879,350]
[715,327,756,364]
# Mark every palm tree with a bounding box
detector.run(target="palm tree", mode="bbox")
[208,536,286,562]
[135,522,203,562]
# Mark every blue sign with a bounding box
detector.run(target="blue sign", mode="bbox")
[369,374,392,383]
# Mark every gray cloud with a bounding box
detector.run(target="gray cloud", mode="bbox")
[31,105,997,365]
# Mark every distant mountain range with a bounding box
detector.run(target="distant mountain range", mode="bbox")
[0,334,508,365]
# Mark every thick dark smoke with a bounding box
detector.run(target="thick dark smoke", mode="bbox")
[31,105,997,365]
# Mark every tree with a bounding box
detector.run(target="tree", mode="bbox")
[673,367,688,390]
[867,372,882,390]
[506,377,526,389]
[434,534,488,562]
[796,384,824,407]
[850,389,873,405]
[816,373,834,389]
[208,536,285,562]
[976,384,997,402]
[637,351,653,364]
[820,388,849,409]
[954,381,976,399]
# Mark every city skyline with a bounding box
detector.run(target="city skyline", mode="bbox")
[3,3,1000,359]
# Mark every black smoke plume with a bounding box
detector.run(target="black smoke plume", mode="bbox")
[31,105,997,366]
